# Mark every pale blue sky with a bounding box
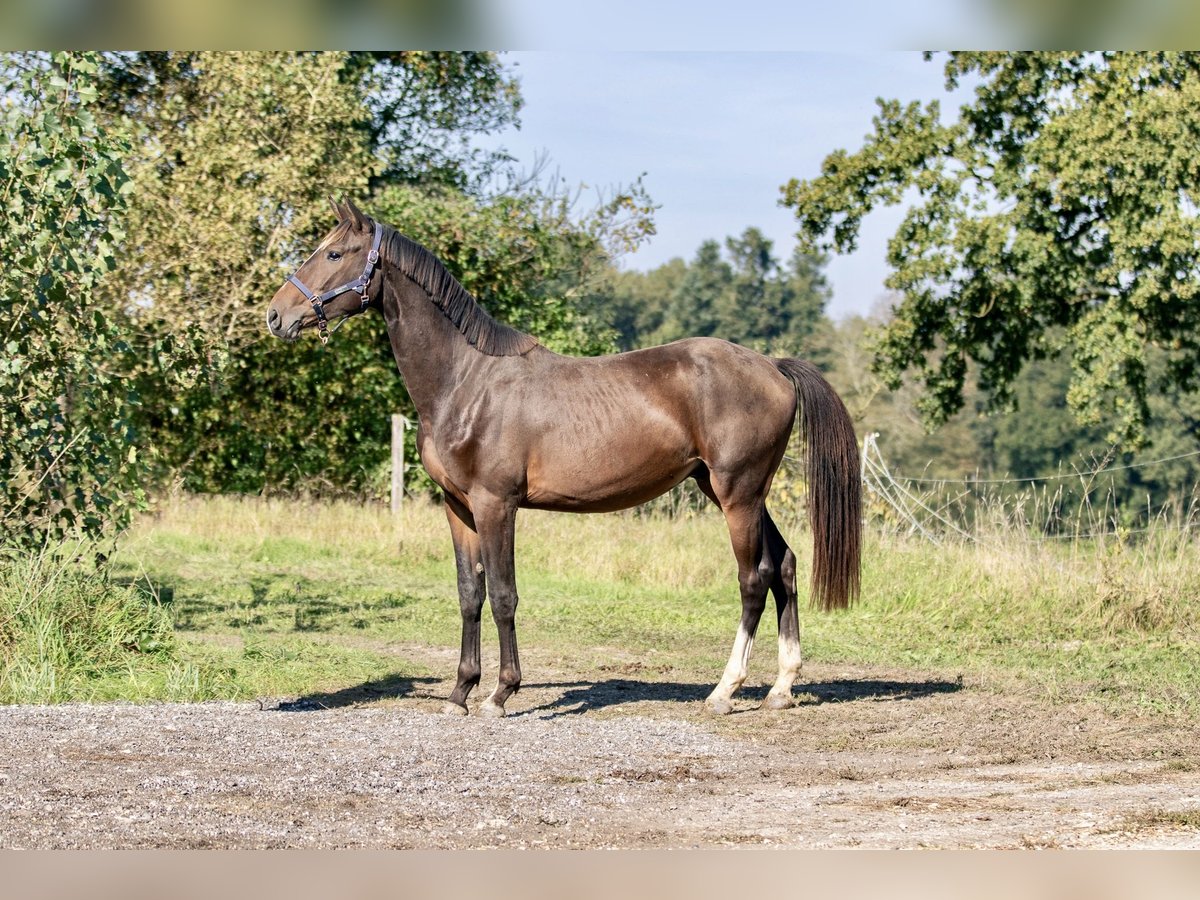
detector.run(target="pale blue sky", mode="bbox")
[495,1,991,50]
[480,51,975,318]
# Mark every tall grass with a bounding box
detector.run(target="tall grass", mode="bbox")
[0,543,176,702]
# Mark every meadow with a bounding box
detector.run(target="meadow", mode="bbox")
[4,493,1196,721]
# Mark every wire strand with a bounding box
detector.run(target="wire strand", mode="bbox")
[875,448,1200,485]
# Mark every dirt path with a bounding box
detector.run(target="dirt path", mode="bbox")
[2,656,1198,848]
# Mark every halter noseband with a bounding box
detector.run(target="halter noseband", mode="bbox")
[286,222,383,345]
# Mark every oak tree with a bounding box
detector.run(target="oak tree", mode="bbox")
[785,51,1200,446]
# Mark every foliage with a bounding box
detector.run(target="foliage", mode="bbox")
[784,51,1200,447]
[821,312,1200,518]
[0,52,146,548]
[609,227,831,358]
[82,51,656,499]
[346,51,523,190]
[97,51,378,355]
[607,258,687,351]
[378,179,655,353]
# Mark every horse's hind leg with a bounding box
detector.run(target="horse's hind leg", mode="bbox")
[704,497,774,715]
[762,510,802,710]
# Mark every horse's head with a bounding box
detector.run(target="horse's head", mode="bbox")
[267,198,382,343]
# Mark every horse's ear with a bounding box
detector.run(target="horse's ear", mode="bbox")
[346,199,368,230]
[328,196,344,222]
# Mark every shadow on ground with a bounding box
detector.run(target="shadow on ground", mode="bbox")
[518,676,963,718]
[274,672,440,711]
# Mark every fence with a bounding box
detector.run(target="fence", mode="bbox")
[858,432,1200,545]
[390,414,412,515]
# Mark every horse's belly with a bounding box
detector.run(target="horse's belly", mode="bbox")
[523,462,696,512]
[523,428,697,513]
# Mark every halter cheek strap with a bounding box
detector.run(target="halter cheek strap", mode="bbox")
[286,222,383,345]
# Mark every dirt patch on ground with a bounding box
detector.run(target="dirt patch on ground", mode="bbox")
[2,654,1198,848]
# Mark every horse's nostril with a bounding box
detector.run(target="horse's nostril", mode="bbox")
[267,307,281,332]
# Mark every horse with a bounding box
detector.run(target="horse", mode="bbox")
[267,199,861,718]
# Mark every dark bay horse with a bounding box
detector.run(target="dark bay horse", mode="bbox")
[267,199,861,717]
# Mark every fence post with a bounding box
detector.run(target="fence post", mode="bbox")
[391,414,405,516]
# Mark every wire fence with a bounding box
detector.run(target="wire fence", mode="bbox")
[857,433,1200,546]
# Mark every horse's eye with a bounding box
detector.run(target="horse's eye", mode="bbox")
[327,250,342,261]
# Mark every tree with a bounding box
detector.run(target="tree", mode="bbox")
[96,51,378,352]
[622,230,832,357]
[780,246,834,360]
[0,52,143,547]
[784,51,1200,447]
[81,51,657,499]
[719,227,779,344]
[653,240,729,344]
[175,181,652,498]
[346,51,522,191]
[607,258,687,351]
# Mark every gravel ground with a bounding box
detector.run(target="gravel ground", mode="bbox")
[2,658,1199,849]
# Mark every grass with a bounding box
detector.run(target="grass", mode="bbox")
[0,543,176,703]
[4,492,1198,717]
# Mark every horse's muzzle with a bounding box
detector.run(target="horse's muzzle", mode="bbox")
[266,305,302,341]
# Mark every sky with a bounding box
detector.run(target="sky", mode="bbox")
[495,1,990,50]
[478,51,975,319]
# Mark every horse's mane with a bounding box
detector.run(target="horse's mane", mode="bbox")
[379,223,539,357]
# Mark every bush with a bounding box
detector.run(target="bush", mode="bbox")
[0,52,145,547]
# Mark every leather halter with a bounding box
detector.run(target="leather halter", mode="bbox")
[286,222,383,344]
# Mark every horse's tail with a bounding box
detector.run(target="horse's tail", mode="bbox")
[774,358,861,611]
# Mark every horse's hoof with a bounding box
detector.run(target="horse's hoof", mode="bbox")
[705,698,733,716]
[442,701,468,717]
[479,700,506,718]
[761,693,794,711]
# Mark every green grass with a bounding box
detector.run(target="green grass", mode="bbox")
[5,493,1198,717]
[0,536,418,704]
[0,543,178,703]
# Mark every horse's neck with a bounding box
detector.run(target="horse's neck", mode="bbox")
[379,273,489,423]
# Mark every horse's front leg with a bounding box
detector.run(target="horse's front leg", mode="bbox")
[473,495,521,718]
[442,494,485,716]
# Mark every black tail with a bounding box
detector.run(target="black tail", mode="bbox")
[775,358,861,611]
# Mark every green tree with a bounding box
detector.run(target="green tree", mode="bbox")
[784,51,1200,447]
[174,179,654,497]
[0,52,142,547]
[719,227,779,345]
[780,246,834,359]
[97,51,377,354]
[72,51,659,499]
[607,258,687,351]
[653,239,729,344]
[347,51,522,190]
[622,230,832,357]
[99,52,520,195]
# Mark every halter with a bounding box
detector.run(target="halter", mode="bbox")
[286,222,383,344]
